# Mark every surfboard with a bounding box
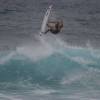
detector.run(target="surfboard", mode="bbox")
[39,5,52,36]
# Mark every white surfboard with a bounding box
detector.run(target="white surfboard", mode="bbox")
[40,5,52,36]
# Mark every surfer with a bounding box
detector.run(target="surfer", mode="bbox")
[39,5,63,36]
[44,20,63,34]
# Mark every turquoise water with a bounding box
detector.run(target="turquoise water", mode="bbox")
[0,40,100,100]
[0,0,100,99]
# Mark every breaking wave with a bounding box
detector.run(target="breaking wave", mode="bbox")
[0,35,100,91]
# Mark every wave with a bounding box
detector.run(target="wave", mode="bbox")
[0,35,100,90]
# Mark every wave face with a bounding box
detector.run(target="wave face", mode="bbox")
[0,34,100,100]
[0,41,100,92]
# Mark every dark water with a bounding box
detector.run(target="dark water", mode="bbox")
[0,0,100,100]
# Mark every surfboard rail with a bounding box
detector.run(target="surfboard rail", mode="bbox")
[40,5,53,36]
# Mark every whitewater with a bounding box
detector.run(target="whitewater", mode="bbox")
[0,34,100,100]
[0,0,100,99]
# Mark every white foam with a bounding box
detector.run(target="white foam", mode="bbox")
[86,41,100,59]
[15,34,68,62]
[16,37,54,62]
[31,89,56,95]
[0,35,56,64]
[61,72,84,85]
[70,56,95,65]
[0,93,22,100]
[0,33,99,65]
[0,52,15,64]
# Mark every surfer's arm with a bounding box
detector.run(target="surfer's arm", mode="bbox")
[44,26,51,34]
[44,29,50,34]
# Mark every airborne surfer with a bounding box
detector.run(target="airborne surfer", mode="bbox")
[45,20,63,34]
[40,5,63,36]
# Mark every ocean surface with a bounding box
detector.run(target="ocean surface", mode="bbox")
[0,0,100,100]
